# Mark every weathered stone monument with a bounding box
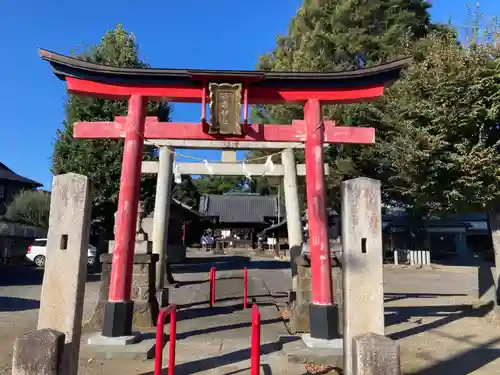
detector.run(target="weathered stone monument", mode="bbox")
[341,178,393,375]
[37,173,91,375]
[352,333,400,375]
[12,329,66,375]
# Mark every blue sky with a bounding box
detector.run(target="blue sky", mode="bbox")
[0,1,499,189]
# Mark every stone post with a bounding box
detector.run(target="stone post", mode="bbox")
[488,208,500,306]
[37,173,91,375]
[282,148,303,301]
[152,146,174,306]
[12,329,66,375]
[352,333,400,375]
[341,178,384,375]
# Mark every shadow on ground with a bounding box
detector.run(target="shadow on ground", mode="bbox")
[386,299,494,340]
[407,327,500,375]
[177,294,284,310]
[384,293,468,303]
[0,265,101,286]
[0,296,40,312]
[173,256,289,274]
[142,336,300,375]
[151,317,283,342]
[176,302,275,322]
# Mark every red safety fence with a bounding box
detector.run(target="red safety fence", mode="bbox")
[243,267,248,309]
[209,266,249,309]
[155,304,177,375]
[209,267,216,307]
[251,304,261,375]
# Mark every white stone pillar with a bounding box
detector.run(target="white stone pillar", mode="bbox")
[38,173,91,375]
[282,149,303,292]
[152,146,174,292]
[341,178,384,375]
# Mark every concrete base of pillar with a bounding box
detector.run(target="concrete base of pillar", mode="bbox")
[281,335,343,367]
[80,332,157,360]
[84,253,160,331]
[309,303,341,340]
[87,332,140,346]
[302,334,343,349]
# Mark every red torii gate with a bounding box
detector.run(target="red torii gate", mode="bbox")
[39,49,410,341]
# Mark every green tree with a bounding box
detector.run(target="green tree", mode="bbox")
[194,176,248,196]
[374,28,500,215]
[5,190,51,227]
[173,176,200,208]
[251,0,445,212]
[52,25,170,236]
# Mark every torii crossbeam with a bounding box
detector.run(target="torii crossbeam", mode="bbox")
[39,48,410,341]
[74,117,375,144]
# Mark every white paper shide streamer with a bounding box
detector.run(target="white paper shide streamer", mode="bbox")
[241,161,253,181]
[174,162,182,184]
[204,160,214,175]
[264,155,275,175]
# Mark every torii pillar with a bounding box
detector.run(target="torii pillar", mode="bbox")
[38,48,410,340]
[303,99,336,338]
[281,149,303,299]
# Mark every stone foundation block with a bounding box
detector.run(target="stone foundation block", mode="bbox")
[84,253,159,330]
[12,329,65,375]
[291,262,343,335]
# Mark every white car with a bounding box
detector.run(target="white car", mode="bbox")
[26,238,97,268]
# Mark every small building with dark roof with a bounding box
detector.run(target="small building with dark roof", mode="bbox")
[0,162,42,215]
[141,198,203,263]
[198,193,284,248]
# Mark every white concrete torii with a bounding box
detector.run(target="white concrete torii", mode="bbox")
[143,144,329,295]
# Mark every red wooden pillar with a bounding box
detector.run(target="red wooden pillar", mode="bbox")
[102,94,147,337]
[304,99,339,340]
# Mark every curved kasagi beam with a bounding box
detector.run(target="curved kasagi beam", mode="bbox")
[38,48,411,103]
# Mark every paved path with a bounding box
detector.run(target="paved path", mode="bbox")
[160,254,306,374]
[3,254,500,374]
[78,253,307,374]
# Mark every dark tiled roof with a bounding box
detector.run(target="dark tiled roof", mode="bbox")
[445,212,487,221]
[0,162,42,187]
[146,198,201,218]
[199,194,284,224]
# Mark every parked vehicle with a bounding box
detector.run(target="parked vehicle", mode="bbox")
[26,238,97,268]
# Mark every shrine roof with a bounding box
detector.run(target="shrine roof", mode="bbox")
[38,48,412,89]
[0,162,42,187]
[198,194,285,224]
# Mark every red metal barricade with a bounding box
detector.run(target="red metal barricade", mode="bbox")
[155,304,177,375]
[210,267,248,309]
[209,267,216,307]
[251,304,261,375]
[243,267,248,309]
